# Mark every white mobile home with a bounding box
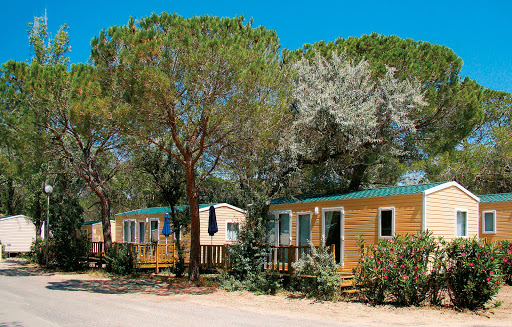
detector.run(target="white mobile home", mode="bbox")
[0,215,36,253]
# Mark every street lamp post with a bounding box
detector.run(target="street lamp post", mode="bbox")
[44,184,53,266]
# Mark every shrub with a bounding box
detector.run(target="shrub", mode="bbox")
[354,233,439,306]
[30,238,55,266]
[105,243,134,276]
[292,242,342,300]
[219,203,281,294]
[495,240,512,285]
[445,238,502,310]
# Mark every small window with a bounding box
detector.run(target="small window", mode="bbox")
[226,222,240,241]
[482,210,496,234]
[379,208,394,238]
[456,210,468,237]
[150,219,159,243]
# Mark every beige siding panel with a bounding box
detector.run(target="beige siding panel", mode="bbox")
[0,216,36,253]
[480,201,512,242]
[80,225,93,241]
[425,186,479,241]
[199,205,245,245]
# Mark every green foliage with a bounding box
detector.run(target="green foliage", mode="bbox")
[354,233,440,306]
[30,238,53,265]
[105,243,134,276]
[445,238,502,310]
[219,203,281,294]
[291,242,342,300]
[285,33,484,157]
[48,178,88,271]
[495,240,512,285]
[355,234,503,309]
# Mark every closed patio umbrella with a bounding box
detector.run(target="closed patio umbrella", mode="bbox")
[208,205,218,245]
[162,213,171,245]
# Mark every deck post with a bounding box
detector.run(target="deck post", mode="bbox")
[288,246,295,275]
[155,244,159,274]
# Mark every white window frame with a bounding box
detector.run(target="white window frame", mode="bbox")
[123,219,137,243]
[225,221,241,242]
[296,212,312,247]
[321,207,345,267]
[149,218,160,243]
[482,210,497,234]
[455,209,469,238]
[269,210,292,247]
[138,221,146,243]
[378,207,395,239]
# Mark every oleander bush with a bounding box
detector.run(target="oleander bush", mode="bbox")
[354,232,437,306]
[445,238,502,310]
[292,242,342,300]
[495,240,512,285]
[354,233,503,310]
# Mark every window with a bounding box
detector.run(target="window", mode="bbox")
[482,210,496,234]
[226,222,240,241]
[297,213,311,247]
[456,210,468,237]
[379,208,394,238]
[268,211,292,246]
[139,221,146,243]
[123,220,136,243]
[150,219,159,243]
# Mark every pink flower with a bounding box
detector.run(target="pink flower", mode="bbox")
[401,264,406,268]
[414,266,418,270]
[461,244,465,248]
[393,264,397,268]
[384,276,388,279]
[360,258,365,262]
[420,247,424,251]
[486,277,491,281]
[491,271,495,275]
[491,257,495,261]
[470,262,474,267]
[402,275,408,280]
[462,252,466,256]
[468,281,471,284]
[508,250,511,254]
[414,276,418,280]
[374,268,378,271]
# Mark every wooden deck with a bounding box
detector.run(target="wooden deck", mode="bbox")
[86,242,354,286]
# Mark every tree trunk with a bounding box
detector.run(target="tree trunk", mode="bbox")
[184,161,200,281]
[97,189,112,253]
[348,163,368,192]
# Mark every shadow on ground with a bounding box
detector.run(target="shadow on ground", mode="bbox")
[0,259,53,277]
[46,278,216,296]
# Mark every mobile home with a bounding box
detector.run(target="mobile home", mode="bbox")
[269,182,480,270]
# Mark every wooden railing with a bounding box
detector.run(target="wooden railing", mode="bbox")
[200,245,228,269]
[129,243,176,272]
[88,242,105,262]
[87,242,335,274]
[266,245,335,274]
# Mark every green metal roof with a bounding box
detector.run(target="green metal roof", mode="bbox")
[479,193,512,203]
[117,204,217,216]
[82,220,102,225]
[271,182,445,205]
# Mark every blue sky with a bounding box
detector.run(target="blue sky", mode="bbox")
[1,0,511,93]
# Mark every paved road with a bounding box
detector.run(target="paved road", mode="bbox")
[0,259,357,327]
